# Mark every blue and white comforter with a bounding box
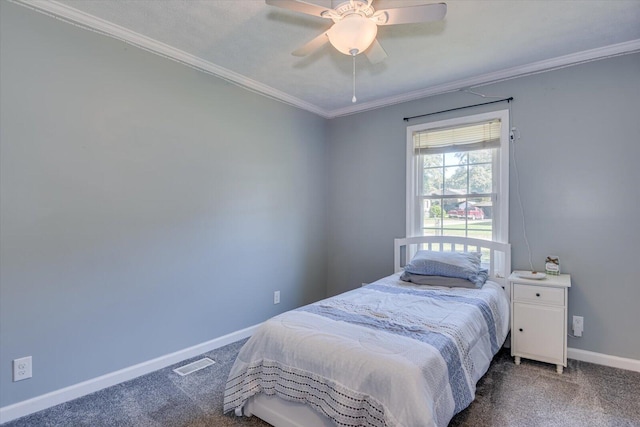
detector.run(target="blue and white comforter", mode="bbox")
[224,273,510,427]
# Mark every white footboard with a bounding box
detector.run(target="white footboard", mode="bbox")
[242,394,336,427]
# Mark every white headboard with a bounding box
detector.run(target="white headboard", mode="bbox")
[394,236,512,294]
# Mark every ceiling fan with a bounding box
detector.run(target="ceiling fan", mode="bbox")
[265,0,447,64]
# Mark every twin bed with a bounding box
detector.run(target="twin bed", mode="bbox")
[224,236,511,427]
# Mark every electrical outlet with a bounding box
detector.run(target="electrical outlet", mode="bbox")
[273,290,280,305]
[13,356,32,382]
[572,315,584,337]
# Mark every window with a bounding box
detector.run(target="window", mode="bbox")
[406,110,509,242]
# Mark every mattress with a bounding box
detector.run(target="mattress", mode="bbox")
[224,272,510,427]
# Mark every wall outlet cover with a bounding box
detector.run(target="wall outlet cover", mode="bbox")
[13,356,32,381]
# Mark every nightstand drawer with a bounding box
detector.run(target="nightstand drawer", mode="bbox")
[513,283,564,305]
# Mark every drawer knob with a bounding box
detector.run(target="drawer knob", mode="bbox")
[536,293,541,297]
[519,328,523,332]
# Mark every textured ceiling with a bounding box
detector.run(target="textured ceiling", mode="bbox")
[16,0,640,117]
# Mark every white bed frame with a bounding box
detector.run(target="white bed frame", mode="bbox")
[238,236,511,427]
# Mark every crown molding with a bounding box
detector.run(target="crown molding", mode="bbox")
[11,0,332,118]
[10,0,640,120]
[327,38,640,118]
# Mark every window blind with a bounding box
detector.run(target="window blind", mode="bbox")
[413,120,501,155]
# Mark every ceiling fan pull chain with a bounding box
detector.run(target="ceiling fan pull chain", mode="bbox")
[352,51,357,103]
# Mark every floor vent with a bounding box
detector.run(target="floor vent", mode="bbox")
[173,357,215,376]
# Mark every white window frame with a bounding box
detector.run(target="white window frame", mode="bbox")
[406,109,510,242]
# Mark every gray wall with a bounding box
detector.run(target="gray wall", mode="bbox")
[327,53,640,360]
[2,0,639,411]
[0,2,327,407]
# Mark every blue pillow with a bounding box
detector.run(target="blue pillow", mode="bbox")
[400,272,486,288]
[403,250,488,287]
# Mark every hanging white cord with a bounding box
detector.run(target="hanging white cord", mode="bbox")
[352,53,357,103]
[462,88,505,99]
[509,103,534,272]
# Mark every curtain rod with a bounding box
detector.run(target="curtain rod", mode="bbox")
[403,97,514,122]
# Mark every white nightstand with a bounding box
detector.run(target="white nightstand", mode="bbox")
[509,271,571,373]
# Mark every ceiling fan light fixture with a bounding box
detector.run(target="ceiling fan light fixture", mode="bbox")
[327,14,377,56]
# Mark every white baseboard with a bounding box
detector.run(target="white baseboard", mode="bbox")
[2,335,636,424]
[0,324,261,424]
[568,347,640,373]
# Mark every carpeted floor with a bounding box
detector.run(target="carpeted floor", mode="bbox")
[4,339,640,427]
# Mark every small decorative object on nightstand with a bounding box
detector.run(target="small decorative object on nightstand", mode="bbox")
[509,271,571,373]
[545,256,560,275]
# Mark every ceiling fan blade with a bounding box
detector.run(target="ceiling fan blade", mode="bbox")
[265,0,332,18]
[375,2,447,25]
[292,31,330,56]
[365,38,387,64]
